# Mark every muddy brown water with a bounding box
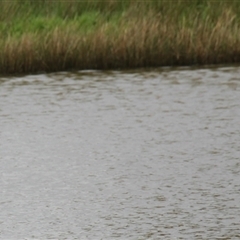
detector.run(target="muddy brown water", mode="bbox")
[0,66,240,239]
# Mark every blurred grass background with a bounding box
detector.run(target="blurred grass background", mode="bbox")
[1,0,240,74]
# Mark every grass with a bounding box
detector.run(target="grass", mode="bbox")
[1,0,240,74]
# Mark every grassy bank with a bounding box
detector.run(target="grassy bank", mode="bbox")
[1,0,240,74]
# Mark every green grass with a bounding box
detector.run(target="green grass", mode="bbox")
[0,13,102,37]
[1,0,240,74]
[2,0,240,36]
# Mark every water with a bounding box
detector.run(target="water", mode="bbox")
[0,66,240,239]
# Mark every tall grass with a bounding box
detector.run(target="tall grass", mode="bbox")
[1,0,240,74]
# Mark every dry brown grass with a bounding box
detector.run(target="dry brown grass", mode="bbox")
[1,7,240,74]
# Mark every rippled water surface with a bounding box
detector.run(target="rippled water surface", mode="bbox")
[0,66,240,239]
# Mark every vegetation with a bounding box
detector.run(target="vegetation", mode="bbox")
[1,0,240,74]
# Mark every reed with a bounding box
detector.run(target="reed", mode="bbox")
[1,0,240,74]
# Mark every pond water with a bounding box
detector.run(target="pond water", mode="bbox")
[0,66,240,239]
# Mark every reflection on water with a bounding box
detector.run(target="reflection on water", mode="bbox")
[0,67,240,239]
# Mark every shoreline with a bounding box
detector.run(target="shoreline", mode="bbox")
[1,1,240,74]
[2,63,240,79]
